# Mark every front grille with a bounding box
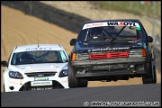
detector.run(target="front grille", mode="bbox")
[25,72,56,77]
[89,52,128,60]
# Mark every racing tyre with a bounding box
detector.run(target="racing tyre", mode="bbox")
[142,58,157,84]
[68,64,79,88]
[78,79,88,87]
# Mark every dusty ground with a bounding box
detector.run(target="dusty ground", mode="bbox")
[1,2,161,92]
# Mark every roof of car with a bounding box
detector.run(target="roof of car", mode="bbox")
[84,19,141,24]
[13,44,65,53]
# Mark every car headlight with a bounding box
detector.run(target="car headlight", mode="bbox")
[59,69,68,77]
[9,71,24,79]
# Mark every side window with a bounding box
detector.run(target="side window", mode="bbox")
[78,29,88,42]
[60,51,68,62]
[11,53,21,65]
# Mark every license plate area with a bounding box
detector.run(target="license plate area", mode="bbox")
[31,81,52,87]
[93,64,127,70]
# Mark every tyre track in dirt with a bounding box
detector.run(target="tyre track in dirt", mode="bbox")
[1,2,161,92]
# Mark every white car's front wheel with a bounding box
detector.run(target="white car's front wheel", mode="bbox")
[68,64,79,88]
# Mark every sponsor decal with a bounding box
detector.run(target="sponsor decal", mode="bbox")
[62,80,68,83]
[34,77,49,81]
[25,47,53,51]
[83,21,141,30]
[107,21,137,27]
[107,21,133,26]
[135,23,141,30]
[91,47,130,52]
[9,80,19,85]
[82,22,108,30]
[20,80,23,85]
[136,27,141,30]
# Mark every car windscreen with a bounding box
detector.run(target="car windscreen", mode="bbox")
[77,21,145,46]
[11,50,68,65]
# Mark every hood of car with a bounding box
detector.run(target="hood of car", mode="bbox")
[9,63,68,73]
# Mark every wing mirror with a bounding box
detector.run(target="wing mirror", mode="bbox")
[147,36,153,43]
[70,39,76,46]
[1,61,8,67]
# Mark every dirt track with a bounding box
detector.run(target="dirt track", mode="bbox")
[1,4,161,92]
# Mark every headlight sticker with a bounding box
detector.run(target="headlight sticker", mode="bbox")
[62,80,68,83]
[9,80,19,85]
[20,80,22,85]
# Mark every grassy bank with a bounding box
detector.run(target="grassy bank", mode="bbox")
[98,1,161,20]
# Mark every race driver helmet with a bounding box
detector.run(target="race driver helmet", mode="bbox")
[90,27,103,39]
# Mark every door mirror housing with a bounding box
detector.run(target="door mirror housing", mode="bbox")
[147,36,153,43]
[1,61,8,67]
[70,39,76,46]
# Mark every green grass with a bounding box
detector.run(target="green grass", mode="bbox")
[98,1,161,20]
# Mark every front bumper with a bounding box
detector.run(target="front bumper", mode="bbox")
[4,76,69,92]
[71,57,147,78]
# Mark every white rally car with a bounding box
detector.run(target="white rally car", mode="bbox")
[1,44,69,92]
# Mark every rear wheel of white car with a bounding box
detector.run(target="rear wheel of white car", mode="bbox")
[142,57,157,84]
[68,64,79,88]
